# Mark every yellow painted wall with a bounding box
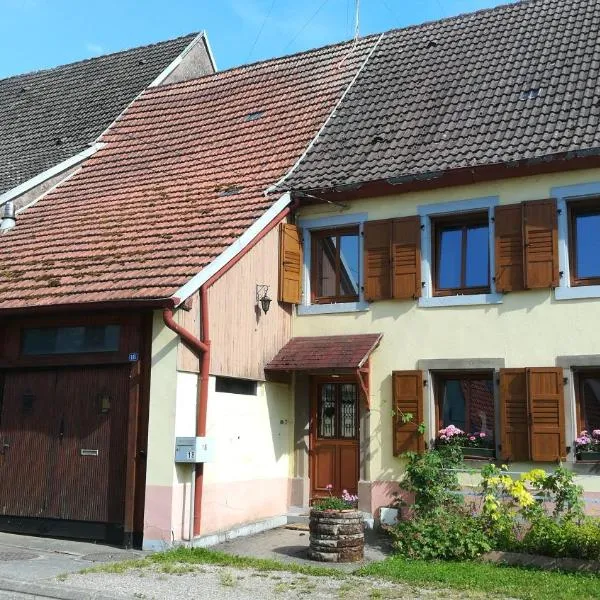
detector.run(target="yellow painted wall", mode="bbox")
[294,168,600,487]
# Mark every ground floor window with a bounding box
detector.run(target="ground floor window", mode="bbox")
[434,372,495,453]
[576,371,600,433]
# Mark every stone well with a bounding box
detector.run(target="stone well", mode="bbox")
[308,509,364,563]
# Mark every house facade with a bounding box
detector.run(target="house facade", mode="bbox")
[272,0,600,518]
[1,0,600,551]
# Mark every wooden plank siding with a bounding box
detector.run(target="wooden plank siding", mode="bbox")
[207,226,292,380]
[176,292,201,373]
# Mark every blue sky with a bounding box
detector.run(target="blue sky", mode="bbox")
[0,0,517,78]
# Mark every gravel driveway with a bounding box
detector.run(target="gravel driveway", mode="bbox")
[57,563,491,599]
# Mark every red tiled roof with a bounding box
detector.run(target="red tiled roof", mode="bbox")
[0,38,378,310]
[266,334,382,371]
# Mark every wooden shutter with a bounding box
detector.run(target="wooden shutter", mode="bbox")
[527,368,566,462]
[278,223,303,304]
[392,216,422,299]
[392,370,424,455]
[523,199,559,289]
[499,369,530,461]
[364,220,392,301]
[494,204,524,292]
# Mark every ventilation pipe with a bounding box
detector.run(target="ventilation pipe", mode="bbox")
[0,201,16,231]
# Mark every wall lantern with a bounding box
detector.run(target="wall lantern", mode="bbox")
[256,284,272,314]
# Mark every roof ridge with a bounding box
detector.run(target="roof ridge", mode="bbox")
[147,33,381,92]
[0,32,200,84]
[144,0,534,92]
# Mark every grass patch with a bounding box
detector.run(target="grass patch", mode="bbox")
[81,546,600,600]
[357,557,600,600]
[83,547,344,578]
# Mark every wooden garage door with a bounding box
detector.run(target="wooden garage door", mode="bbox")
[0,365,130,525]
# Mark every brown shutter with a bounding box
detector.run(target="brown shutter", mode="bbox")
[499,369,530,461]
[494,204,524,292]
[523,199,559,289]
[527,368,566,462]
[278,223,303,304]
[392,216,422,299]
[364,220,392,301]
[392,370,424,455]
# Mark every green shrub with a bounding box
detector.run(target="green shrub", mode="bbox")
[391,509,492,560]
[398,447,463,516]
[521,516,600,561]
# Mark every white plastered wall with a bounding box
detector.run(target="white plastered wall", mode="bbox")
[200,377,292,535]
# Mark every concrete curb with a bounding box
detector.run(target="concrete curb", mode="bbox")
[0,577,120,600]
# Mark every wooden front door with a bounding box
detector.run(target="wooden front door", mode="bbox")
[0,365,130,526]
[311,379,359,498]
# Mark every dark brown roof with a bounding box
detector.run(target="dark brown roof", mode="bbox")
[0,33,202,195]
[281,0,600,192]
[266,334,382,371]
[0,38,377,310]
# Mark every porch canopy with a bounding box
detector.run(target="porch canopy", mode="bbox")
[266,334,382,408]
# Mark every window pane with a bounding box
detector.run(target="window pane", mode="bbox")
[438,228,462,289]
[442,380,467,431]
[318,384,336,438]
[465,379,495,439]
[339,234,359,297]
[465,225,489,287]
[581,378,600,432]
[441,378,495,440]
[576,213,600,278]
[316,236,337,297]
[22,325,120,355]
[340,383,357,439]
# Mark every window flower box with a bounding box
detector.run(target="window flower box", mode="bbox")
[460,447,495,460]
[436,425,495,458]
[575,430,600,461]
[577,451,600,462]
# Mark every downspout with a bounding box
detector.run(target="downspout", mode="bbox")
[163,198,298,538]
[163,299,210,539]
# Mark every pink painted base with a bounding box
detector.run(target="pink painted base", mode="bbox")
[143,484,174,545]
[200,477,290,535]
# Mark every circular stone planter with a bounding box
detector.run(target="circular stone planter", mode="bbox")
[308,508,364,563]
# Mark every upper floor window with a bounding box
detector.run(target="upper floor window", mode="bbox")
[310,227,360,304]
[432,213,490,296]
[568,199,600,286]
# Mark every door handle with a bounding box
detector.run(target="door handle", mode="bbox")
[0,439,10,455]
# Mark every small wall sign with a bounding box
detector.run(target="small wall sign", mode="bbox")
[128,352,139,361]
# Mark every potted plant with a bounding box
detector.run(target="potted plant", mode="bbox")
[308,485,364,563]
[575,430,600,461]
[436,425,495,459]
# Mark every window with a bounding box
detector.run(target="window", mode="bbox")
[433,213,490,296]
[310,227,360,304]
[575,371,600,433]
[435,372,495,441]
[317,382,358,439]
[569,199,600,286]
[215,377,257,395]
[21,325,120,355]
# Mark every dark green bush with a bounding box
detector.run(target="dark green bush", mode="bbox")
[521,516,600,561]
[391,508,492,560]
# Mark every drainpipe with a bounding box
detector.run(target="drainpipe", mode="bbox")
[162,199,297,538]
[163,296,210,538]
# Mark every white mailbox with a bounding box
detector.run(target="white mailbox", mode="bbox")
[174,437,215,464]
